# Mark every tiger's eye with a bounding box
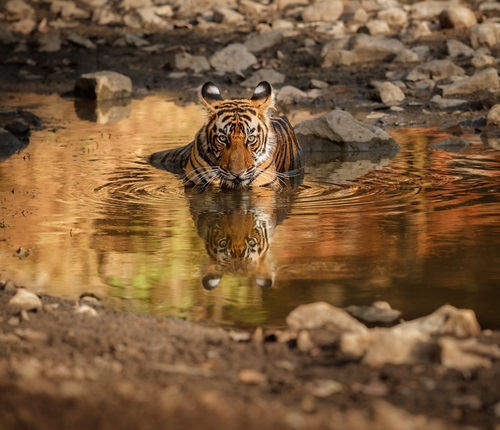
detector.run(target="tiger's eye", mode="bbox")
[247,237,257,247]
[218,238,228,248]
[246,135,257,145]
[217,135,228,145]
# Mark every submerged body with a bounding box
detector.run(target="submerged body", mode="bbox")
[149,81,303,189]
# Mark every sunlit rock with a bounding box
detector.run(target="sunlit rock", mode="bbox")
[472,53,496,69]
[441,68,499,97]
[50,1,90,20]
[74,98,131,124]
[410,1,448,20]
[438,6,477,30]
[210,43,257,74]
[486,104,500,127]
[67,33,96,49]
[244,30,283,54]
[470,23,500,49]
[240,69,285,88]
[446,39,474,58]
[5,0,35,20]
[378,7,408,30]
[75,71,132,101]
[173,52,211,73]
[0,127,22,161]
[286,302,368,333]
[377,81,405,105]
[439,337,500,370]
[276,85,309,106]
[213,7,245,24]
[74,304,99,316]
[302,0,343,23]
[8,288,42,311]
[294,110,399,153]
[429,94,468,110]
[406,59,465,82]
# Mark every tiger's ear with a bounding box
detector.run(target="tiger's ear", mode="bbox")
[200,81,223,111]
[250,81,274,112]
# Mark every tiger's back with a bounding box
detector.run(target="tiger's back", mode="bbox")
[148,81,303,189]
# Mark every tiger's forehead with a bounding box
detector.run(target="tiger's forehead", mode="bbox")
[211,99,262,130]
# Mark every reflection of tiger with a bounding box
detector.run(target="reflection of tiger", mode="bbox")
[149,81,303,189]
[188,189,293,290]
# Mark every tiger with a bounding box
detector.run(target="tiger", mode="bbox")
[148,81,303,189]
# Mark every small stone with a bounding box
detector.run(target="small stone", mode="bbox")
[244,30,283,54]
[6,0,35,19]
[210,43,257,74]
[75,71,132,101]
[9,18,37,35]
[79,292,103,308]
[75,304,99,316]
[67,33,96,49]
[238,369,267,385]
[213,7,245,25]
[439,6,477,30]
[378,81,405,105]
[472,54,496,69]
[305,379,342,397]
[430,95,468,110]
[302,0,343,23]
[173,52,210,73]
[470,23,500,49]
[51,0,90,19]
[377,7,408,29]
[8,288,42,311]
[4,280,18,293]
[447,39,474,58]
[229,330,251,342]
[345,301,402,324]
[486,104,500,127]
[441,68,499,97]
[310,79,329,90]
[410,1,448,20]
[366,20,392,36]
[92,7,122,26]
[14,328,48,342]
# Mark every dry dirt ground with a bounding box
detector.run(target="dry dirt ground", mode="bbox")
[1,3,500,429]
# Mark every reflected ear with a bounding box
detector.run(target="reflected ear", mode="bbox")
[250,81,274,112]
[202,273,222,290]
[200,81,223,110]
[256,276,273,289]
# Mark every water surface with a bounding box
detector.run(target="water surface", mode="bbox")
[1,93,499,328]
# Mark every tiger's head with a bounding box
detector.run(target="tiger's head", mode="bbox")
[189,81,277,189]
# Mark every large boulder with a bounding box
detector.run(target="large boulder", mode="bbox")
[294,110,399,153]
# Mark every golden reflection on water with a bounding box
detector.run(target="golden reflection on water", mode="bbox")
[1,93,499,327]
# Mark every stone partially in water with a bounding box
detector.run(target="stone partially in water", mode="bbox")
[0,127,22,161]
[294,110,399,153]
[345,301,402,325]
[75,71,132,101]
[428,137,469,152]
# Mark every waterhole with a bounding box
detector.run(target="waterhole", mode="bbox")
[1,93,499,328]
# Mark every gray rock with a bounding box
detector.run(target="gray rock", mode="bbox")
[428,137,469,152]
[350,34,404,61]
[406,59,465,82]
[486,104,500,127]
[378,81,405,105]
[365,19,392,36]
[345,301,402,325]
[470,23,500,49]
[377,7,408,30]
[410,1,448,19]
[392,304,481,338]
[240,69,285,88]
[472,53,496,69]
[0,23,17,44]
[173,52,211,73]
[36,29,61,53]
[302,0,343,23]
[294,110,399,153]
[210,43,257,74]
[430,94,468,110]
[276,85,309,106]
[286,302,368,333]
[75,71,132,100]
[50,1,90,19]
[8,288,42,311]
[439,6,477,29]
[244,30,283,54]
[0,128,22,161]
[446,39,474,58]
[67,33,96,49]
[441,67,499,96]
[393,46,429,63]
[238,0,269,19]
[213,7,245,24]
[5,0,35,19]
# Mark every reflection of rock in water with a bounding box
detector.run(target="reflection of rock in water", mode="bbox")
[74,98,131,124]
[304,150,398,184]
[187,189,295,290]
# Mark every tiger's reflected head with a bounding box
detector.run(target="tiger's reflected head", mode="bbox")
[188,190,284,290]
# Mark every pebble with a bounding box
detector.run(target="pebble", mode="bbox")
[238,368,268,385]
[446,39,474,58]
[67,33,96,49]
[305,379,342,397]
[74,304,99,316]
[8,288,42,311]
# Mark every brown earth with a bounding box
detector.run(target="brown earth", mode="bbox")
[1,3,500,429]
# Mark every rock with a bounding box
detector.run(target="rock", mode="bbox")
[50,1,90,19]
[36,29,61,53]
[472,53,496,69]
[410,1,448,20]
[350,34,404,62]
[406,59,465,82]
[392,305,481,338]
[67,33,96,49]
[244,30,283,54]
[0,128,22,161]
[340,329,430,366]
[294,110,399,153]
[345,301,402,325]
[486,104,500,127]
[302,0,343,23]
[123,33,149,47]
[429,95,468,110]
[210,43,257,74]
[173,52,211,73]
[377,7,408,30]
[439,6,477,30]
[441,68,499,97]
[305,379,342,397]
[238,369,267,385]
[276,85,309,106]
[377,81,405,105]
[5,0,35,19]
[92,7,122,26]
[439,337,500,370]
[393,46,429,63]
[134,7,171,28]
[470,23,500,49]
[240,69,285,88]
[238,0,269,19]
[119,0,153,10]
[75,71,132,101]
[213,7,245,24]
[5,118,29,138]
[74,304,99,316]
[428,137,469,152]
[8,288,42,311]
[446,39,474,58]
[0,23,17,44]
[9,18,37,35]
[286,302,368,334]
[365,20,392,36]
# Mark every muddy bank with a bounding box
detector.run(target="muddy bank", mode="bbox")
[1,286,500,430]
